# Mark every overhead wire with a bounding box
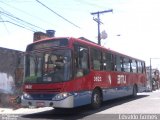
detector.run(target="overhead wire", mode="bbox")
[0,15,37,32]
[0,0,82,33]
[0,1,56,27]
[0,10,45,32]
[0,11,45,31]
[74,0,109,10]
[35,0,81,29]
[0,7,10,33]
[1,13,35,31]
[0,16,10,33]
[0,21,35,32]
[0,0,32,3]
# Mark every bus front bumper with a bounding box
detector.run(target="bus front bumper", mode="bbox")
[21,95,74,108]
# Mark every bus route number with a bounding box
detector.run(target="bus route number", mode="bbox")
[94,76,102,82]
[117,75,126,84]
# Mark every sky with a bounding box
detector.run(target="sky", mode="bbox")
[1,0,160,68]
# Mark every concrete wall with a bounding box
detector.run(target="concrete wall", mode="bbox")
[0,47,24,108]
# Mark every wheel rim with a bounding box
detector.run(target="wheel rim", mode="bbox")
[93,93,100,105]
[91,90,102,108]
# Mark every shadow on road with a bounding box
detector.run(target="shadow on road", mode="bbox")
[22,95,148,120]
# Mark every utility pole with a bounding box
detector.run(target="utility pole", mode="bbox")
[91,9,113,45]
[150,58,152,91]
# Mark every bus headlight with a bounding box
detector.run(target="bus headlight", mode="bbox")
[23,92,32,99]
[52,92,72,101]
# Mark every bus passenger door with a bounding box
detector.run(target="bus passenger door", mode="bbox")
[73,43,90,90]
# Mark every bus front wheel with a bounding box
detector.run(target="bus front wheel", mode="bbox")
[91,89,102,109]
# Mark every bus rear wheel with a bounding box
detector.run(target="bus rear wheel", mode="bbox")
[91,89,102,109]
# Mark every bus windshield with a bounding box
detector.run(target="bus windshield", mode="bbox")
[24,49,72,84]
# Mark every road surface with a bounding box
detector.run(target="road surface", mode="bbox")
[1,90,160,120]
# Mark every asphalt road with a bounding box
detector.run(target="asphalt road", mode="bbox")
[1,90,160,120]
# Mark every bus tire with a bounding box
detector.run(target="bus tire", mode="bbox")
[132,85,137,97]
[91,89,102,109]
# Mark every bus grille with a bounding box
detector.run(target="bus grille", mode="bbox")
[25,88,61,93]
[30,93,55,100]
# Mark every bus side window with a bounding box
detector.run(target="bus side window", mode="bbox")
[102,52,107,70]
[131,60,137,73]
[104,52,114,71]
[74,44,89,77]
[138,61,143,73]
[91,48,102,70]
[115,55,122,72]
[120,57,124,72]
[142,62,146,73]
[130,59,133,72]
[123,57,130,72]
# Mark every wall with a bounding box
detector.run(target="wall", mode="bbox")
[0,47,24,108]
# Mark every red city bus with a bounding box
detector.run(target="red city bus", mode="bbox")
[21,37,146,109]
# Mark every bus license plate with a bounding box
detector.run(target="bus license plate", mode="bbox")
[36,102,45,107]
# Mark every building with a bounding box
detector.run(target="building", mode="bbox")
[0,47,24,108]
[146,66,160,91]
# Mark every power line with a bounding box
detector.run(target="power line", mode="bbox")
[0,1,56,27]
[1,14,37,32]
[0,0,32,2]
[0,10,45,32]
[0,7,9,33]
[35,0,81,29]
[74,0,106,9]
[0,16,10,33]
[0,9,39,31]
[0,11,45,31]
[0,13,37,32]
[0,20,35,31]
